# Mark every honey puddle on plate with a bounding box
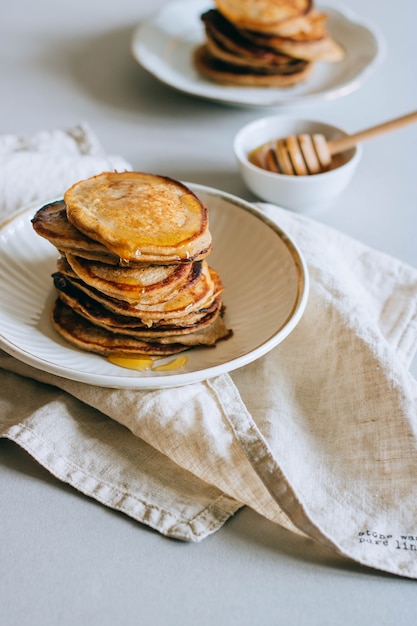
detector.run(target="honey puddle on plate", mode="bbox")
[107,354,188,372]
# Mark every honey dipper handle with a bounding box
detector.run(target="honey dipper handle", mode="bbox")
[327,110,417,155]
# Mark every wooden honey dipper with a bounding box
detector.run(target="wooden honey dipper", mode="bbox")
[250,110,417,176]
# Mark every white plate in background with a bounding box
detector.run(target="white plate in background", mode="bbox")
[131,0,385,108]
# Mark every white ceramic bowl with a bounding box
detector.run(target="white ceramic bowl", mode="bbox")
[234,115,362,213]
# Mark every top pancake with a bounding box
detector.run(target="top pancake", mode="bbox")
[215,0,312,31]
[64,171,212,264]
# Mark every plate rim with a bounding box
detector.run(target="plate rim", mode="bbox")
[0,184,309,389]
[131,0,386,108]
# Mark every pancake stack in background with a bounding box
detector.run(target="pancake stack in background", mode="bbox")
[31,171,232,358]
[193,0,345,87]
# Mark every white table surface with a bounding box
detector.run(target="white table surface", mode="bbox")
[1,0,417,624]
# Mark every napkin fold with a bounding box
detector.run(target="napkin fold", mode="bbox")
[1,125,417,579]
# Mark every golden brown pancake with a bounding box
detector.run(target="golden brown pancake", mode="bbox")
[51,299,190,356]
[52,270,224,335]
[52,262,222,324]
[32,200,122,264]
[64,171,212,264]
[201,9,308,69]
[32,173,232,358]
[194,44,313,87]
[242,13,345,62]
[214,0,312,31]
[195,3,344,87]
[51,291,231,353]
[51,273,231,346]
[62,254,199,305]
[202,9,292,66]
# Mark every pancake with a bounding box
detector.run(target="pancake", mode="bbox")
[242,13,345,62]
[32,173,232,359]
[194,44,312,87]
[32,200,122,264]
[53,267,222,327]
[195,2,344,87]
[52,273,231,346]
[214,0,312,31]
[52,262,222,324]
[64,171,212,264]
[201,9,306,69]
[53,269,224,336]
[51,299,190,356]
[63,253,199,305]
[205,35,301,70]
[52,298,231,355]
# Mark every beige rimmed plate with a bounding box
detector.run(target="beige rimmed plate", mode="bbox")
[131,0,385,108]
[0,184,308,389]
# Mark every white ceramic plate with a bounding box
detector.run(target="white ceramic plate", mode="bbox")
[131,0,385,108]
[0,185,308,389]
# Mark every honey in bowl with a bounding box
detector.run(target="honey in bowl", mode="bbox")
[248,138,349,176]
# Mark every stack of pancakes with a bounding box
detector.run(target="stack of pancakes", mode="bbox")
[193,0,345,87]
[32,171,232,358]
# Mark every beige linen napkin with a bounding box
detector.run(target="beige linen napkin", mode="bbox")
[1,126,417,579]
